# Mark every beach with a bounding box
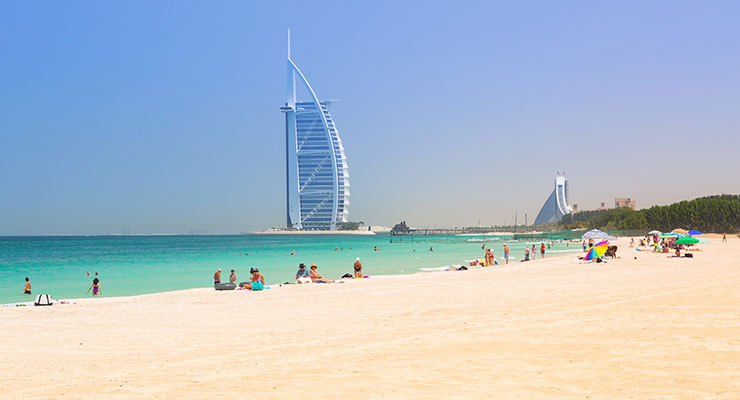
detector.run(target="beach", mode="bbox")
[2,234,739,399]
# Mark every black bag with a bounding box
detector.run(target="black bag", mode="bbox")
[34,294,53,306]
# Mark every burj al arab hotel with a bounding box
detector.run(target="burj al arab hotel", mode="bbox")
[280,32,349,230]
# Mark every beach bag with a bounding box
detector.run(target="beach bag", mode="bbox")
[34,294,53,306]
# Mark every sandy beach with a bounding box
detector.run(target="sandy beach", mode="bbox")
[2,234,739,399]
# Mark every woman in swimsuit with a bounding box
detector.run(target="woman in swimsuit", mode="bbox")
[240,268,265,291]
[309,264,333,283]
[87,278,101,296]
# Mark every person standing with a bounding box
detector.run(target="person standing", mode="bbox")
[214,269,222,284]
[22,277,31,295]
[531,245,536,260]
[503,244,510,264]
[723,233,727,242]
[87,278,101,296]
[354,257,363,278]
[484,248,491,266]
[540,243,546,258]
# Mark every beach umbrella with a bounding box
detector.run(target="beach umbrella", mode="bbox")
[675,236,699,245]
[582,229,610,239]
[659,232,680,239]
[697,237,710,244]
[648,230,662,235]
[672,228,689,235]
[688,229,703,236]
[584,241,609,261]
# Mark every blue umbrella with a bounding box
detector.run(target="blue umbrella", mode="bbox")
[688,229,703,236]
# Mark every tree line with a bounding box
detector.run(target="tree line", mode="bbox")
[559,195,740,233]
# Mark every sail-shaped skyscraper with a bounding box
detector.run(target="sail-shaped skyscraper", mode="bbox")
[280,32,349,230]
[533,175,573,225]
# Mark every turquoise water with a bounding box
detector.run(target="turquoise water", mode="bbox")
[0,234,579,304]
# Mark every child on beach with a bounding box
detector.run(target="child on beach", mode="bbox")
[87,278,101,296]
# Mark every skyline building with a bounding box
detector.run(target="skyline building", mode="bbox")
[280,32,350,230]
[533,174,573,225]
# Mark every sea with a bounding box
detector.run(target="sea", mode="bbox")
[0,234,581,305]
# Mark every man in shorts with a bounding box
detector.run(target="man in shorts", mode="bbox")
[354,257,363,278]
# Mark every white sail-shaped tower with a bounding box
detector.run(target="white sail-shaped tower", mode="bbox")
[280,32,349,230]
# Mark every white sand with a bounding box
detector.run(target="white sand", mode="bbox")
[2,235,739,399]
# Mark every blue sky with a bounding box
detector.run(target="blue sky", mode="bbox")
[1,1,739,234]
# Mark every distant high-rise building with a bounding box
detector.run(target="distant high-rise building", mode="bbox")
[533,175,573,225]
[280,31,349,230]
[615,197,636,210]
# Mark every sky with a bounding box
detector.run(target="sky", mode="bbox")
[1,1,739,235]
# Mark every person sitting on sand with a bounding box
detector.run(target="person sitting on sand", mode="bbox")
[240,268,265,291]
[230,269,237,284]
[296,263,311,284]
[23,277,31,295]
[522,247,530,262]
[309,264,333,283]
[354,257,363,278]
[214,269,221,284]
[87,278,101,296]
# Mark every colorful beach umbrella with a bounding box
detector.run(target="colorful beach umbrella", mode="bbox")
[584,241,609,261]
[648,230,662,235]
[688,230,703,236]
[659,232,680,239]
[672,228,689,235]
[675,236,699,245]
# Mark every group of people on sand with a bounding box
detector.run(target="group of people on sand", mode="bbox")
[213,257,364,290]
[214,268,265,291]
[295,263,334,283]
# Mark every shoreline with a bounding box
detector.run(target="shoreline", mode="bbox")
[259,229,378,235]
[3,248,582,306]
